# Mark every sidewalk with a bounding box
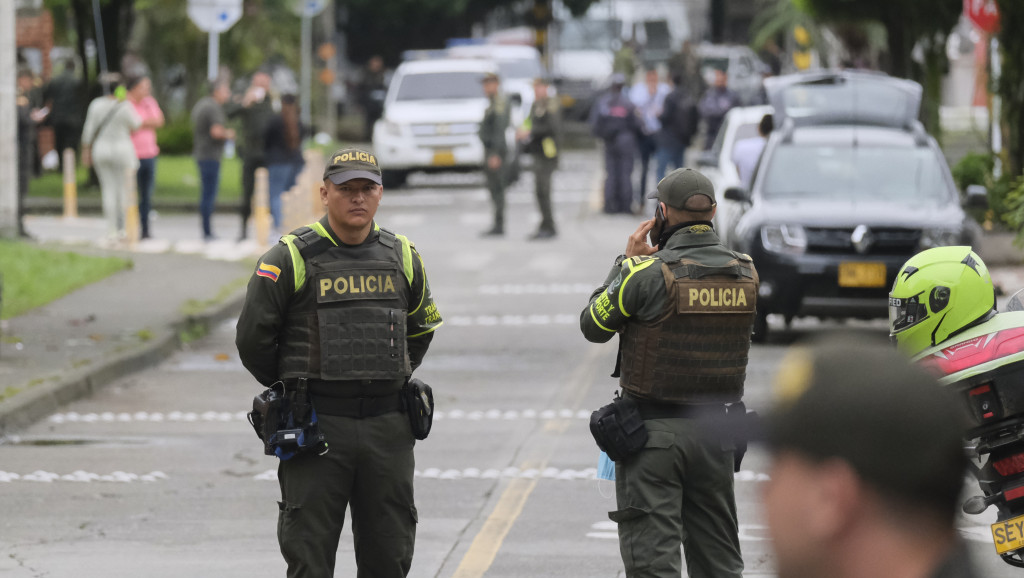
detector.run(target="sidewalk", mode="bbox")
[0,214,266,436]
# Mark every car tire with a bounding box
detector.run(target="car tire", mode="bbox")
[382,170,408,188]
[752,310,769,343]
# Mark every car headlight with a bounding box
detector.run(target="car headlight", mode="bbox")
[761,224,807,255]
[919,227,961,249]
[382,121,403,137]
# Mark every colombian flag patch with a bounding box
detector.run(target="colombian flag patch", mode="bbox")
[256,262,281,282]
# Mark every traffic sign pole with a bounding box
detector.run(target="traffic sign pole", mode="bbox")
[302,13,312,134]
[208,31,220,82]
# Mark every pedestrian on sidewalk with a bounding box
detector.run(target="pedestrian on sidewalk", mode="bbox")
[656,74,698,181]
[236,147,443,578]
[127,75,165,239]
[732,113,773,191]
[81,73,142,240]
[17,68,47,238]
[698,69,740,150]
[479,72,511,236]
[518,77,562,240]
[629,69,670,206]
[43,59,84,170]
[191,80,235,241]
[264,93,305,238]
[590,73,638,214]
[227,71,275,241]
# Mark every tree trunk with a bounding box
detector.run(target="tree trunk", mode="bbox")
[921,39,946,143]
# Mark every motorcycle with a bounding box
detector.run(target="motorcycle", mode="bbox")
[913,289,1024,567]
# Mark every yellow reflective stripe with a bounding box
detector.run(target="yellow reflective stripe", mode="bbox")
[589,303,615,332]
[281,235,305,291]
[409,321,443,338]
[618,259,656,317]
[408,252,427,317]
[395,234,414,287]
[374,222,381,232]
[310,222,338,246]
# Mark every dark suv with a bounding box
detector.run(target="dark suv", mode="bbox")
[717,71,985,340]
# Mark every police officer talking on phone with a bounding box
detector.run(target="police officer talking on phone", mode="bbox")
[580,168,759,578]
[236,147,443,578]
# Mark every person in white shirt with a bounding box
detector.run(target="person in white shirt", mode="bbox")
[629,69,671,208]
[731,113,773,191]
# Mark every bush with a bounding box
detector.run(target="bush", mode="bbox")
[951,152,993,190]
[157,116,194,156]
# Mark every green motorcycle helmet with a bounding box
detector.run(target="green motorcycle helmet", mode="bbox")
[889,246,996,357]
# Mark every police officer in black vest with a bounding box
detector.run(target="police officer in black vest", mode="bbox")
[236,147,443,578]
[581,168,758,578]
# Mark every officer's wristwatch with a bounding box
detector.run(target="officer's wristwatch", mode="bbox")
[613,254,628,267]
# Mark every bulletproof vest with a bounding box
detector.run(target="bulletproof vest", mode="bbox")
[619,254,759,404]
[277,226,411,382]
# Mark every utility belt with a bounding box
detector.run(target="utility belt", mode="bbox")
[312,391,404,418]
[628,395,728,420]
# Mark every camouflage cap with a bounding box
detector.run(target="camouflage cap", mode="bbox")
[648,168,716,208]
[323,147,382,185]
[763,336,967,513]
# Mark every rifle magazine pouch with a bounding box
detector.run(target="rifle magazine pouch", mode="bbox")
[404,378,434,440]
[589,396,649,462]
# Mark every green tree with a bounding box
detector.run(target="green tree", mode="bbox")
[995,0,1024,177]
[795,0,961,138]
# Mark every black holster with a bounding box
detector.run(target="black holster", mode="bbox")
[402,378,434,440]
[590,392,649,462]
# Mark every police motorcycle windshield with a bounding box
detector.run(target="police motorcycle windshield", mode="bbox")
[889,293,929,334]
[1008,289,1024,313]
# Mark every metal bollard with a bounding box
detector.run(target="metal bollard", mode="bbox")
[253,167,272,245]
[124,166,140,245]
[62,148,78,219]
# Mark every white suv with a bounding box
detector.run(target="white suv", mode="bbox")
[372,58,516,187]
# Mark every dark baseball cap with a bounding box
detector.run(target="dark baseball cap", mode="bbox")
[762,336,968,513]
[323,147,382,185]
[649,168,716,209]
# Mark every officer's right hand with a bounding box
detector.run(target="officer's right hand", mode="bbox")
[625,219,658,258]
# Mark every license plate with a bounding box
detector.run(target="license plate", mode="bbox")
[838,262,887,288]
[432,150,455,166]
[992,513,1024,554]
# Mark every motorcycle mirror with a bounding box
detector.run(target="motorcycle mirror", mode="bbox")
[1008,289,1024,313]
[962,494,994,515]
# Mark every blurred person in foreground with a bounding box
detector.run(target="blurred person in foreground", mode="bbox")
[43,59,84,169]
[228,71,275,240]
[630,69,671,207]
[264,93,305,239]
[761,338,977,578]
[590,73,638,214]
[698,69,740,150]
[191,80,236,241]
[127,75,165,239]
[81,73,142,241]
[517,77,562,240]
[581,168,757,578]
[479,72,511,236]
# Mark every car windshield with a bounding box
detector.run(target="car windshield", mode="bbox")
[498,59,542,80]
[762,145,948,202]
[559,19,618,50]
[394,72,485,101]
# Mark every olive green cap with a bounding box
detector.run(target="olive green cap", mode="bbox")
[482,72,500,83]
[649,168,716,209]
[323,147,382,185]
[763,336,967,514]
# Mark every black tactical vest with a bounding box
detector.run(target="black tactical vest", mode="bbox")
[277,226,411,381]
[619,254,759,404]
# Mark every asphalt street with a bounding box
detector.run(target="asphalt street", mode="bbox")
[0,151,1015,577]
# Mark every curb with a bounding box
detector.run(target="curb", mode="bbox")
[0,289,247,437]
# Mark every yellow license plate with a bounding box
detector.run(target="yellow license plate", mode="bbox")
[992,514,1024,554]
[432,150,455,166]
[838,262,887,288]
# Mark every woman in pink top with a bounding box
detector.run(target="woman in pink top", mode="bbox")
[127,75,164,239]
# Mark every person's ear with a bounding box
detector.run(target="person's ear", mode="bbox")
[320,183,328,207]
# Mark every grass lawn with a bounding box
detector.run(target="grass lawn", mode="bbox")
[0,241,132,319]
[28,155,243,202]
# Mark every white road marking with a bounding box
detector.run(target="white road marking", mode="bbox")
[445,314,578,327]
[48,411,246,424]
[0,470,168,483]
[254,467,772,483]
[478,283,594,295]
[587,521,773,543]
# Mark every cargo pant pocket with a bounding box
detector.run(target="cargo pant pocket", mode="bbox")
[277,501,303,538]
[609,505,652,572]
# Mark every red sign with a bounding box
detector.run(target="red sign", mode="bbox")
[965,0,1001,33]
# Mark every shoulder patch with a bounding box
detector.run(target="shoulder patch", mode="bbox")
[256,261,281,282]
[688,224,713,233]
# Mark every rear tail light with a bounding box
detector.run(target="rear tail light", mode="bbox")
[994,453,1024,477]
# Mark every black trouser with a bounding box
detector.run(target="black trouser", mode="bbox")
[240,156,266,238]
[277,410,417,578]
[53,121,80,169]
[636,133,657,204]
[534,156,557,232]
